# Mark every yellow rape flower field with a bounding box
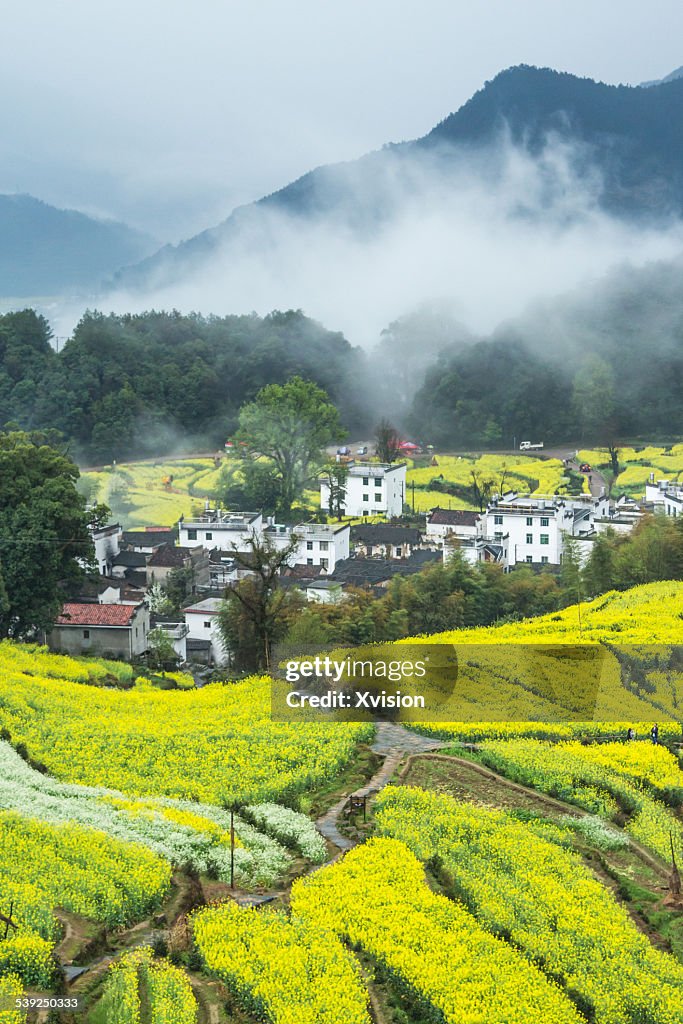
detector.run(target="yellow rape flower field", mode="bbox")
[3,581,683,1021]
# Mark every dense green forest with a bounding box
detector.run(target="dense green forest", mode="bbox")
[4,257,683,463]
[0,308,369,462]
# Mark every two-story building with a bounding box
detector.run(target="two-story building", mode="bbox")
[320,462,407,518]
[178,509,263,552]
[480,493,611,568]
[265,521,350,573]
[183,597,229,665]
[90,522,122,576]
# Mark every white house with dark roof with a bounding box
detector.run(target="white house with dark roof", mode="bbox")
[305,579,344,604]
[320,462,406,518]
[351,524,426,559]
[183,597,229,665]
[90,522,122,576]
[426,508,480,543]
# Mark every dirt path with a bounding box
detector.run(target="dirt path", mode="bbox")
[316,722,443,851]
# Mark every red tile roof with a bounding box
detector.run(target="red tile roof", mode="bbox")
[55,602,140,627]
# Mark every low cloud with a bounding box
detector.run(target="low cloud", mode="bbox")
[60,132,683,348]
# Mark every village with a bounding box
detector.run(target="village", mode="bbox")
[45,446,681,669]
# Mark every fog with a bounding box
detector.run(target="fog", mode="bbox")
[90,134,683,348]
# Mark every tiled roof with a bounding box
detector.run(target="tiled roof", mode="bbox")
[55,603,140,627]
[147,544,191,568]
[112,550,148,568]
[351,525,422,545]
[123,529,173,549]
[329,550,440,587]
[428,508,479,526]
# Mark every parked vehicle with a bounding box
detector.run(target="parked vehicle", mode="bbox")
[336,446,351,456]
[519,441,544,451]
[356,446,368,456]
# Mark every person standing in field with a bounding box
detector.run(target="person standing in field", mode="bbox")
[651,723,659,745]
[627,727,635,741]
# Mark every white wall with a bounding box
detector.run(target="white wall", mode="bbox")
[321,464,406,518]
[179,513,263,552]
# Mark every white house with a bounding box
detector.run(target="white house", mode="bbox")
[305,579,345,604]
[645,479,683,517]
[320,462,407,518]
[426,509,480,543]
[90,522,122,576]
[178,509,263,552]
[480,493,611,568]
[183,597,229,665]
[263,520,350,573]
[150,617,189,662]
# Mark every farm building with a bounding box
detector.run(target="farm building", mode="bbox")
[48,601,150,658]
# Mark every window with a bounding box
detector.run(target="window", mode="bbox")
[525,555,533,563]
[540,534,549,545]
[526,533,533,544]
[205,532,213,541]
[363,477,369,486]
[541,556,549,564]
[375,480,382,488]
[319,541,328,550]
[306,541,313,550]
[187,529,197,540]
[363,494,369,502]
[83,629,90,639]
[395,546,402,557]
[204,621,211,629]
[526,516,533,526]
[307,558,313,565]
[540,517,549,527]
[320,558,328,570]
[363,510,369,516]
[494,515,503,525]
[494,531,503,539]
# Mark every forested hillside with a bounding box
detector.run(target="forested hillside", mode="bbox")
[0,309,369,462]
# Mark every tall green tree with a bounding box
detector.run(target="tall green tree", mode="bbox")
[236,377,345,518]
[0,431,100,638]
[216,533,302,671]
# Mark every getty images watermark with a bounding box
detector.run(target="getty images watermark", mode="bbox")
[270,643,612,723]
[283,653,431,711]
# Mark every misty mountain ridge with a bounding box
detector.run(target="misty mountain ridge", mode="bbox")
[0,194,156,298]
[112,64,683,299]
[640,66,683,88]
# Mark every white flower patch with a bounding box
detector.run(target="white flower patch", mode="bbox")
[0,742,289,888]
[242,802,327,862]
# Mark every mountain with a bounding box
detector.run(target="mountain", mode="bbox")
[114,65,683,293]
[0,194,156,297]
[640,66,683,88]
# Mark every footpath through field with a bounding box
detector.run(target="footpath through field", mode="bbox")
[316,723,443,850]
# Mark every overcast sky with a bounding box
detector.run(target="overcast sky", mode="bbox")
[2,0,682,242]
